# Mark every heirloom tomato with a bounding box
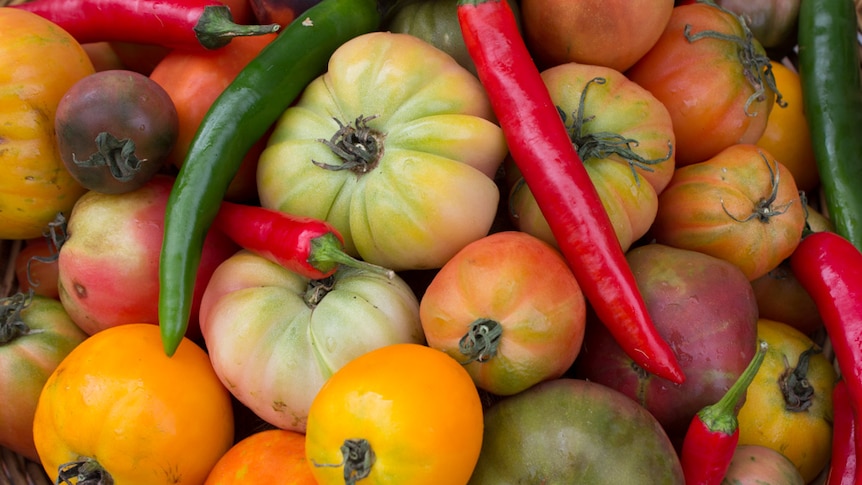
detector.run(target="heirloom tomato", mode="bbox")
[204,429,316,485]
[257,31,507,271]
[0,293,87,462]
[650,144,806,281]
[735,319,836,483]
[32,323,235,484]
[0,8,93,240]
[199,250,426,433]
[626,2,777,166]
[419,231,586,396]
[305,343,484,485]
[507,62,675,252]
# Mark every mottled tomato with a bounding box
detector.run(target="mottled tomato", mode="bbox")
[55,70,179,194]
[32,323,235,484]
[722,445,805,485]
[626,2,777,166]
[199,250,426,433]
[257,31,507,271]
[0,294,87,462]
[650,144,806,281]
[305,343,484,485]
[204,429,316,484]
[736,319,836,483]
[0,8,93,240]
[507,62,676,252]
[419,231,586,396]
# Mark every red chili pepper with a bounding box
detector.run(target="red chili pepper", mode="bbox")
[679,340,768,485]
[214,201,394,280]
[456,0,684,384]
[828,380,857,485]
[12,0,280,50]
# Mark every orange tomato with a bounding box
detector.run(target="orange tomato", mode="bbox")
[33,324,235,484]
[305,343,484,485]
[756,62,820,193]
[0,8,93,240]
[736,319,835,483]
[205,429,316,484]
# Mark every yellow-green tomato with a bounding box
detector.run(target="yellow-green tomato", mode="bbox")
[257,31,507,271]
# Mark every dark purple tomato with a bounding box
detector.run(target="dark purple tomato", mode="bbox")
[55,69,178,194]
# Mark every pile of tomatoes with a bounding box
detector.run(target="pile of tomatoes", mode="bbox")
[1,0,859,483]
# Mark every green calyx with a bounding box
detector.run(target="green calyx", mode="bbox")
[308,232,395,280]
[194,5,280,50]
[697,339,768,434]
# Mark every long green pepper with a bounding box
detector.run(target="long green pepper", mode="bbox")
[158,0,382,356]
[798,0,862,251]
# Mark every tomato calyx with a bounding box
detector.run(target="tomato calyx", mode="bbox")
[313,114,384,174]
[458,318,503,364]
[312,438,375,485]
[778,345,820,412]
[721,152,795,224]
[558,77,673,184]
[0,292,33,343]
[72,132,144,183]
[21,213,68,292]
[682,4,785,115]
[305,275,336,307]
[57,457,114,485]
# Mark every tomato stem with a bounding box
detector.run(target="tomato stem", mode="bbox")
[779,345,820,412]
[56,457,114,485]
[72,132,143,182]
[0,292,33,344]
[720,151,795,223]
[459,318,502,364]
[312,438,375,485]
[313,114,383,174]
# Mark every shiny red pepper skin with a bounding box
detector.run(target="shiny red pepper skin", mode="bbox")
[456,0,684,384]
[12,0,279,50]
[828,380,857,485]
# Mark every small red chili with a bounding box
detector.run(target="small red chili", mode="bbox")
[456,0,684,383]
[679,340,768,485]
[214,201,394,280]
[11,0,279,50]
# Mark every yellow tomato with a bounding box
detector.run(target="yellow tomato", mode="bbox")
[756,62,820,193]
[305,343,484,485]
[33,324,235,484]
[736,318,835,483]
[0,8,93,239]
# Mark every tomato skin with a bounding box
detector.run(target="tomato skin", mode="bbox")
[305,343,484,485]
[0,295,88,462]
[0,8,93,240]
[735,319,835,483]
[419,231,586,396]
[204,429,316,484]
[626,2,776,166]
[32,323,235,484]
[257,31,507,271]
[650,144,806,281]
[14,238,61,300]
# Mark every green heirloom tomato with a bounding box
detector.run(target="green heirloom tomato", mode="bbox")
[257,31,507,272]
[198,250,426,433]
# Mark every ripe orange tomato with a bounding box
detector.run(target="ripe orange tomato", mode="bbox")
[305,343,484,485]
[32,323,235,484]
[736,319,836,483]
[204,429,316,484]
[755,62,820,193]
[419,231,586,396]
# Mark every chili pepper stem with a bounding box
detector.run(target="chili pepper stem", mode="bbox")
[309,232,395,280]
[194,5,280,49]
[697,340,768,432]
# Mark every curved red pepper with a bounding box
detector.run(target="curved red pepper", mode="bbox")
[828,380,857,485]
[12,0,279,50]
[456,0,684,383]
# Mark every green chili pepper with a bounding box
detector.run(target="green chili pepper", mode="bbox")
[158,0,382,357]
[798,0,862,251]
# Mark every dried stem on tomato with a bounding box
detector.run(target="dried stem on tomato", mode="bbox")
[458,318,503,364]
[313,115,383,173]
[720,152,795,223]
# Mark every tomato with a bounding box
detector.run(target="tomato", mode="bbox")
[204,429,316,484]
[520,0,674,72]
[419,231,585,396]
[0,8,93,240]
[14,235,62,300]
[0,293,87,462]
[55,70,179,194]
[750,259,823,337]
[755,62,820,193]
[722,445,805,485]
[650,144,806,281]
[626,2,777,166]
[384,0,521,77]
[32,323,235,484]
[57,175,238,336]
[305,343,484,485]
[736,319,836,483]
[506,62,676,252]
[149,34,276,203]
[199,250,426,433]
[257,31,507,271]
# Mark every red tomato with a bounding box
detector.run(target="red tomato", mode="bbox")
[14,236,62,300]
[204,429,316,484]
[626,2,777,166]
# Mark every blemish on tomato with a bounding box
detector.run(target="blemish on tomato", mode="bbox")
[74,282,87,298]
